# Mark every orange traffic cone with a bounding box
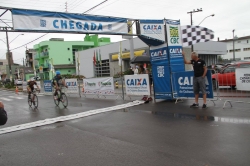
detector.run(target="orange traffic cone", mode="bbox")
[15,86,19,95]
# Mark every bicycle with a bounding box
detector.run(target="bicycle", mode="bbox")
[53,87,68,108]
[28,89,39,108]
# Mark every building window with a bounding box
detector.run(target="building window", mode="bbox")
[72,49,78,55]
[244,57,250,60]
[247,40,249,43]
[94,60,110,77]
[230,49,241,52]
[0,62,3,65]
[237,41,241,43]
[243,48,250,51]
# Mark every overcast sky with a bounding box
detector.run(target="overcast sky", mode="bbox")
[0,0,249,64]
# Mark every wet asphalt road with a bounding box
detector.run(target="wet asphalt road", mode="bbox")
[0,90,250,166]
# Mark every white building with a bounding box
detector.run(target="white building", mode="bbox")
[220,36,250,61]
[77,38,226,78]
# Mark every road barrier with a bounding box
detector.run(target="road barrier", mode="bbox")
[124,74,151,100]
[172,70,217,106]
[82,77,118,99]
[212,68,250,108]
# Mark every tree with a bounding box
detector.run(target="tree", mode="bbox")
[218,55,223,62]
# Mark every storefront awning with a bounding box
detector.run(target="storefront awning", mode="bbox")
[112,50,145,61]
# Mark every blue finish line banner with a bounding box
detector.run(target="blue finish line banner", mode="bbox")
[172,71,214,98]
[12,9,128,34]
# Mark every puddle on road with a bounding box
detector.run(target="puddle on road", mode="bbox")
[156,112,250,125]
[68,102,83,107]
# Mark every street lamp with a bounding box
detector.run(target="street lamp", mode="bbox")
[232,29,235,61]
[198,14,215,25]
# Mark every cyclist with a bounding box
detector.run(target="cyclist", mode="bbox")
[27,78,40,104]
[53,71,68,100]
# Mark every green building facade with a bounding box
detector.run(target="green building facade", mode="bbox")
[33,34,110,80]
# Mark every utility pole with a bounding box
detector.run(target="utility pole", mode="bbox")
[65,2,68,12]
[232,29,235,61]
[5,27,12,80]
[77,52,81,97]
[23,58,26,81]
[187,8,203,51]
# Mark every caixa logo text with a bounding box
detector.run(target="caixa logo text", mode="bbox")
[126,79,147,86]
[143,25,162,31]
[178,77,209,85]
[44,83,51,86]
[66,82,77,86]
[151,49,167,57]
[169,48,182,54]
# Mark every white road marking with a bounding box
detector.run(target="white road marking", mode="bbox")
[0,97,12,101]
[0,100,145,135]
[9,96,25,100]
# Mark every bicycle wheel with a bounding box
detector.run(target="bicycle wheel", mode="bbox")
[33,94,39,108]
[28,96,32,107]
[54,94,60,106]
[61,93,68,108]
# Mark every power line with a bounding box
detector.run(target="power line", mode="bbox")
[10,33,48,51]
[83,0,108,14]
[67,0,82,7]
[68,0,88,11]
[0,19,12,27]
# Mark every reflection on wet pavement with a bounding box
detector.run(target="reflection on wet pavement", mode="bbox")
[156,112,250,124]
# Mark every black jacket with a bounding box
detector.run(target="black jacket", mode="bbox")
[0,108,7,125]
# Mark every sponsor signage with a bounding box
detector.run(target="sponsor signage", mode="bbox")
[152,65,172,99]
[65,79,79,94]
[166,20,182,46]
[44,80,52,93]
[140,20,165,41]
[150,44,169,65]
[166,20,185,72]
[83,77,114,95]
[236,68,250,91]
[12,9,128,34]
[124,74,150,96]
[172,71,214,98]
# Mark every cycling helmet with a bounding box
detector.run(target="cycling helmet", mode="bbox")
[56,71,61,75]
[30,78,35,81]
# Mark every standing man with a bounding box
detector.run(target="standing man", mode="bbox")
[182,51,208,108]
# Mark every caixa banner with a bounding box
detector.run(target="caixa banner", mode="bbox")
[65,79,79,94]
[44,80,52,93]
[139,20,165,42]
[172,71,214,98]
[124,74,150,96]
[12,9,128,34]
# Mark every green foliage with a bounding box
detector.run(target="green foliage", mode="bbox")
[61,74,85,79]
[114,69,134,78]
[5,82,15,89]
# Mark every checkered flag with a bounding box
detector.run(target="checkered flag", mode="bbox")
[181,25,214,47]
